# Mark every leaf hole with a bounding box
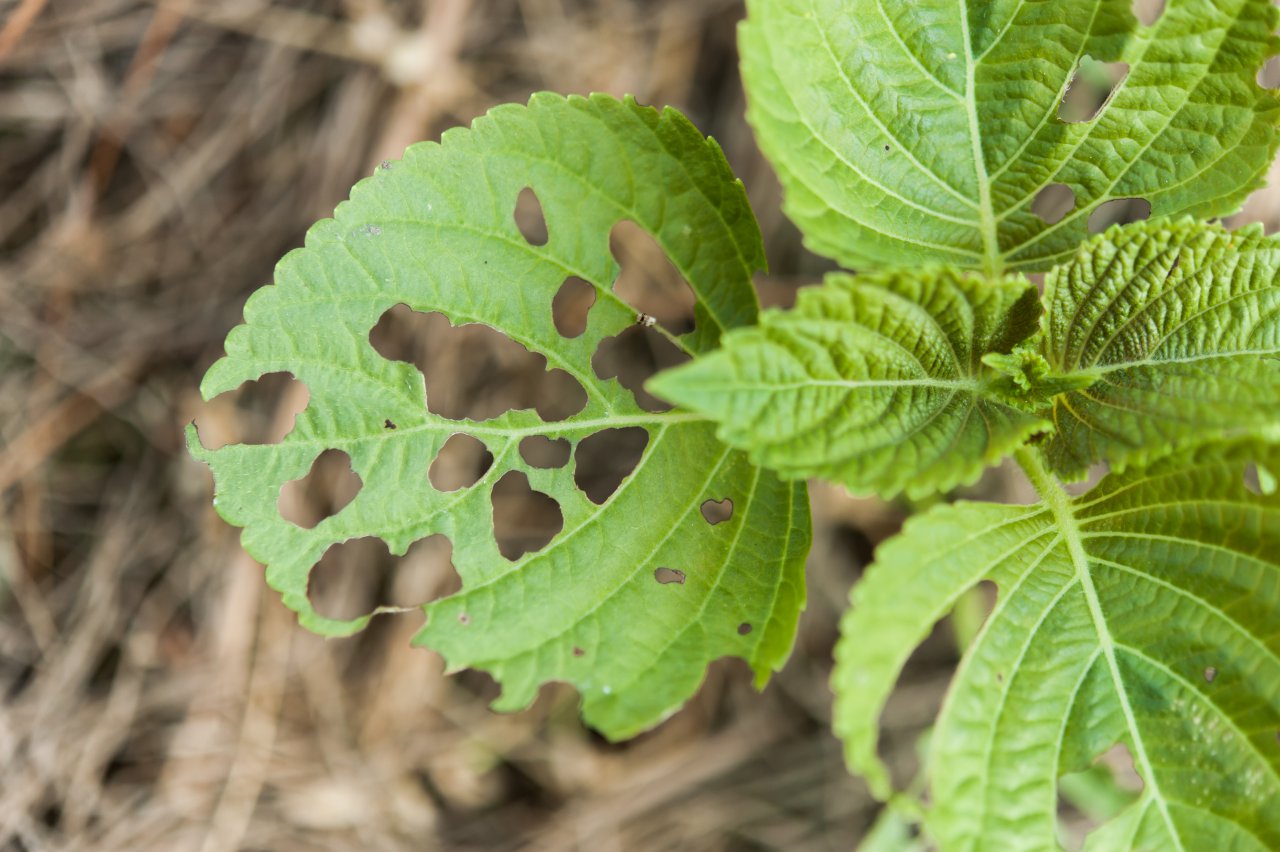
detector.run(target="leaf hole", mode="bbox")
[609,220,696,335]
[1031,183,1076,225]
[194,371,309,449]
[573,427,649,504]
[1245,462,1277,496]
[370,304,587,422]
[552,276,596,338]
[1102,743,1143,792]
[454,669,502,702]
[519,435,570,469]
[514,186,548,246]
[700,498,733,525]
[307,534,459,621]
[535,369,588,421]
[308,537,390,622]
[1258,56,1280,89]
[572,646,585,657]
[737,622,753,636]
[1058,59,1128,123]
[491,471,563,561]
[390,535,460,606]
[872,604,971,793]
[1131,0,1165,27]
[1203,666,1218,683]
[654,567,686,585]
[429,433,493,492]
[592,324,690,412]
[1087,197,1150,234]
[278,449,362,529]
[949,580,998,650]
[1057,743,1143,850]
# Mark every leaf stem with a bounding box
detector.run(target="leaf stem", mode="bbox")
[1012,447,1068,519]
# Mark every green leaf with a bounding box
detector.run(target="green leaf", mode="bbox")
[648,268,1051,498]
[1039,220,1280,479]
[832,499,1034,800]
[188,93,810,740]
[740,0,1280,274]
[833,443,1280,849]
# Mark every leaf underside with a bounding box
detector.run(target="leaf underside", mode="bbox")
[833,442,1280,850]
[740,0,1280,273]
[649,268,1051,498]
[189,93,810,740]
[1040,220,1280,480]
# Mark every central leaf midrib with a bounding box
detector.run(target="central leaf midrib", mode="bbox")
[750,377,977,392]
[958,0,1000,275]
[1017,447,1187,851]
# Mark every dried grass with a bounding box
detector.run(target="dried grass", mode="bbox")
[0,1,1062,849]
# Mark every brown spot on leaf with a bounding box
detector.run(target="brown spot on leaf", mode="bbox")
[654,567,686,585]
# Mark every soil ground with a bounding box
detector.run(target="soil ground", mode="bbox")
[2,1,1275,850]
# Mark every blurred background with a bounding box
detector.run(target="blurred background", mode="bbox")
[1,1,1275,850]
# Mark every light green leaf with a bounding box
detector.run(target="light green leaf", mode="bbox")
[648,268,1051,498]
[1039,220,1280,480]
[832,499,1039,799]
[833,443,1280,850]
[188,93,810,740]
[740,0,1280,274]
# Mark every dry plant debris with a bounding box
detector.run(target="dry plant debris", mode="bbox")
[0,1,1019,849]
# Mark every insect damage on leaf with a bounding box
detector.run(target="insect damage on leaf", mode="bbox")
[190,93,809,741]
[190,1,1280,844]
[740,0,1280,272]
[833,442,1280,849]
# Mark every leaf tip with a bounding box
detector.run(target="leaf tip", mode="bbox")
[184,421,207,457]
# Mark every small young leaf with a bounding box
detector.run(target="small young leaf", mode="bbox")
[189,94,809,740]
[833,443,1280,849]
[648,269,1050,498]
[981,343,1100,410]
[1040,220,1280,479]
[740,0,1280,273]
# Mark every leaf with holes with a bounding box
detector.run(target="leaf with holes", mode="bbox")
[740,0,1280,273]
[648,268,1051,498]
[188,93,810,739]
[832,441,1280,849]
[1036,219,1280,480]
